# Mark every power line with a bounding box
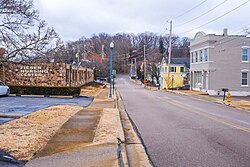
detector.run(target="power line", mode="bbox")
[179,0,250,35]
[189,25,250,55]
[191,23,250,48]
[137,24,250,60]
[213,27,250,47]
[159,0,209,36]
[175,0,229,28]
[158,21,169,35]
[171,0,208,20]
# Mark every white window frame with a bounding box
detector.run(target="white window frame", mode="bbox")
[204,48,208,61]
[241,70,249,87]
[241,46,249,63]
[195,72,202,88]
[195,51,198,62]
[200,50,203,62]
[191,52,194,63]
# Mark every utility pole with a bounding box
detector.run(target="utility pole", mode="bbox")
[134,58,137,77]
[83,44,86,60]
[124,54,127,73]
[143,44,146,85]
[76,45,80,65]
[167,20,172,90]
[101,44,104,60]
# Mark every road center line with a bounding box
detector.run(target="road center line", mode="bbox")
[146,91,250,133]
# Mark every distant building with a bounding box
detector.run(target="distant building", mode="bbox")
[130,58,137,79]
[190,28,250,96]
[160,57,190,89]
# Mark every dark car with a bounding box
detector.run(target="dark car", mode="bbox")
[0,150,24,167]
[176,84,190,90]
[95,77,107,83]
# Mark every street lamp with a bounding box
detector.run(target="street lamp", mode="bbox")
[109,42,114,98]
[76,53,79,66]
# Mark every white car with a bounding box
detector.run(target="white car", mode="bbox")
[0,81,10,96]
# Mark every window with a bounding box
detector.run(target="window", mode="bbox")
[242,47,249,62]
[180,67,184,72]
[191,52,194,63]
[195,51,198,62]
[72,70,75,82]
[242,72,248,86]
[196,72,202,86]
[66,69,69,82]
[75,70,78,82]
[170,67,176,72]
[204,49,208,61]
[200,50,203,62]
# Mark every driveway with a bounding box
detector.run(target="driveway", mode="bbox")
[0,96,93,124]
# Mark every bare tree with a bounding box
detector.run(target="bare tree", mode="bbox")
[0,0,59,62]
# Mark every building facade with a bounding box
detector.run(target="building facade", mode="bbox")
[160,57,189,89]
[190,29,250,96]
[0,62,94,87]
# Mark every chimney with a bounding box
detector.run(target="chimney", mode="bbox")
[223,28,228,36]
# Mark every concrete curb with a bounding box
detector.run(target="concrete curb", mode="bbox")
[47,95,73,98]
[0,113,23,118]
[8,94,86,98]
[116,89,152,167]
[165,90,250,113]
[114,89,129,167]
[86,87,129,166]
[9,94,47,98]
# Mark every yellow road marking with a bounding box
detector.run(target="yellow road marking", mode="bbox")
[148,92,250,133]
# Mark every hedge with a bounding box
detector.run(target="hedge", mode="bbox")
[9,85,81,96]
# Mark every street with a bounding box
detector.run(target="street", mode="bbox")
[116,75,250,167]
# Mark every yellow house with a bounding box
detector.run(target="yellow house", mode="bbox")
[160,57,189,89]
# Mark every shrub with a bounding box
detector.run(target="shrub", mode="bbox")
[9,85,81,96]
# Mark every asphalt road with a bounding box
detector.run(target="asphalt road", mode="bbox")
[116,75,250,167]
[0,96,92,124]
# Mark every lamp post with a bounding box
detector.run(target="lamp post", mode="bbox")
[158,62,161,90]
[109,42,114,98]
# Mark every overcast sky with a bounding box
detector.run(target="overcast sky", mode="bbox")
[34,0,250,42]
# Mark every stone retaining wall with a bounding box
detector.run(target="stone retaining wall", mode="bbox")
[0,62,94,87]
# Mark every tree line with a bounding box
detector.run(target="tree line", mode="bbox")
[0,0,190,78]
[48,32,189,78]
[57,32,190,77]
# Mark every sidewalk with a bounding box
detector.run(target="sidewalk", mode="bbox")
[25,88,125,167]
[131,78,250,112]
[0,81,151,167]
[167,89,250,112]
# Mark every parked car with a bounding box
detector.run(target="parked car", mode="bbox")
[0,81,10,96]
[95,77,107,83]
[176,84,190,90]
